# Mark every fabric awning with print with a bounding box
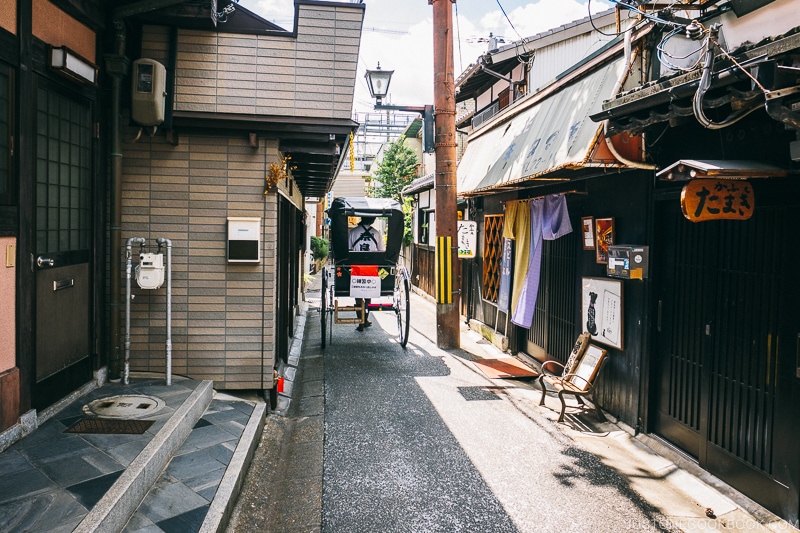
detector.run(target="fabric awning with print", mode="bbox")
[457,56,639,197]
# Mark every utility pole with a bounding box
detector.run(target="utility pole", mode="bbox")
[431,0,460,349]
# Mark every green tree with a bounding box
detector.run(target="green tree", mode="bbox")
[309,236,328,261]
[401,197,414,246]
[372,135,419,202]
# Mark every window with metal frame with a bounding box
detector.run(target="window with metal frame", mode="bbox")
[35,86,91,253]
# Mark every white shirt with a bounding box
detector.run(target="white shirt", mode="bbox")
[348,224,384,252]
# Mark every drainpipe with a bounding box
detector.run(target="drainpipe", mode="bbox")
[157,238,173,386]
[125,237,145,385]
[105,21,130,381]
[603,30,657,171]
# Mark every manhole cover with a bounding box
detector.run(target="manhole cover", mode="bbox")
[83,394,165,419]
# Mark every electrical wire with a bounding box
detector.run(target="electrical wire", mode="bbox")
[607,0,684,27]
[588,0,620,37]
[455,2,463,73]
[656,27,707,72]
[692,27,763,129]
[495,0,530,53]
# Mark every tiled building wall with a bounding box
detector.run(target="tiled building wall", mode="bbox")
[122,2,363,388]
[121,134,281,389]
[145,2,363,120]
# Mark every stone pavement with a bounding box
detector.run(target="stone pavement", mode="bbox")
[2,269,798,532]
[0,374,265,533]
[230,271,798,533]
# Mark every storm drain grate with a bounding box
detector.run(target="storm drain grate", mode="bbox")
[65,418,155,435]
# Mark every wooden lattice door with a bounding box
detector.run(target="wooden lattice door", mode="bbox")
[482,215,503,302]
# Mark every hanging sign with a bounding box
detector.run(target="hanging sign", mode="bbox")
[350,265,381,298]
[680,179,754,222]
[497,238,513,313]
[457,220,477,258]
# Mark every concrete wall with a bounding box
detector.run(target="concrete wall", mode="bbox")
[121,134,282,389]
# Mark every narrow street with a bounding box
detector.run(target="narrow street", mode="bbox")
[227,281,679,533]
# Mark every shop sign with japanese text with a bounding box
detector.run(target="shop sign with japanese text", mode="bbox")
[680,179,754,222]
[457,220,477,258]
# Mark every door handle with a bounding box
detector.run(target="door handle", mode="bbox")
[37,256,54,268]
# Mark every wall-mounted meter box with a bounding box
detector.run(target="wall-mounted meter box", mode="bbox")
[607,245,649,280]
[131,58,167,126]
[227,217,261,263]
[136,253,165,289]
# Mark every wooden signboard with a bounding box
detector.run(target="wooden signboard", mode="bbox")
[571,344,607,391]
[680,179,754,222]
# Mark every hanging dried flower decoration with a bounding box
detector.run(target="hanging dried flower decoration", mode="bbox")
[264,156,297,194]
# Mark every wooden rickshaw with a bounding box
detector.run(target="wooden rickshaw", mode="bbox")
[320,197,411,348]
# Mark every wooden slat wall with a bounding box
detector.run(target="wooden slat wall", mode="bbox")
[411,244,435,298]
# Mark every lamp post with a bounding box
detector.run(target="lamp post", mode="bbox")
[364,45,460,348]
[364,65,434,153]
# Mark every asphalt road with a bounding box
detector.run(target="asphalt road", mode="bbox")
[228,287,676,533]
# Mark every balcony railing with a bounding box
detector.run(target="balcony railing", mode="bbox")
[471,101,500,130]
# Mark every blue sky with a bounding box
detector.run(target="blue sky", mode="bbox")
[238,0,613,112]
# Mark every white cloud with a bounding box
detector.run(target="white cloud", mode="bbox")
[241,0,294,26]
[488,0,612,39]
[240,0,614,113]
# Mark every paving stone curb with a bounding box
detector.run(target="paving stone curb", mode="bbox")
[73,380,213,533]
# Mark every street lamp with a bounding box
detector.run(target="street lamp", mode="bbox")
[364,62,394,105]
[364,64,435,153]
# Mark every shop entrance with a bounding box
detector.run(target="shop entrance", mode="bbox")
[652,187,800,523]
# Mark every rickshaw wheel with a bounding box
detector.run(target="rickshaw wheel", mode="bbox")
[320,268,328,348]
[395,269,410,347]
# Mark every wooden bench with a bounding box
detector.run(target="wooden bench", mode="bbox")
[538,333,608,422]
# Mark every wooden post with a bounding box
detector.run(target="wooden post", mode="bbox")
[431,0,460,349]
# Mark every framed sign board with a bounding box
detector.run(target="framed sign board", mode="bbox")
[581,217,595,250]
[595,217,614,264]
[581,277,623,350]
[572,344,607,391]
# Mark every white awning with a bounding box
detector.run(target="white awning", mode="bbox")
[457,57,629,196]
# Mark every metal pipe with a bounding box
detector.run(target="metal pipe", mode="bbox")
[157,238,173,386]
[125,237,145,385]
[107,21,129,381]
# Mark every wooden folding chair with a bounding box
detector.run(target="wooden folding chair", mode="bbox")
[538,333,608,422]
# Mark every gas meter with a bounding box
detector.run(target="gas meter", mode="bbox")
[136,253,165,289]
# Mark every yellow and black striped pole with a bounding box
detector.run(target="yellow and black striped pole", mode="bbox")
[431,0,460,349]
[435,236,452,305]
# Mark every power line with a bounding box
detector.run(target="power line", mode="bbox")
[363,26,409,35]
[495,0,530,54]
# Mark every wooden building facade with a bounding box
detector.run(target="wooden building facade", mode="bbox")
[455,1,800,526]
